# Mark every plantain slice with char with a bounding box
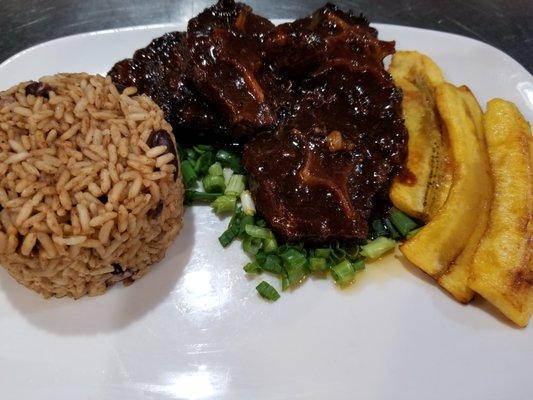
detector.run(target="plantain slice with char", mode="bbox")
[437,86,493,303]
[401,83,492,283]
[388,51,452,221]
[468,99,532,327]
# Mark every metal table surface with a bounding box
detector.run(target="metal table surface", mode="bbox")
[1,0,532,71]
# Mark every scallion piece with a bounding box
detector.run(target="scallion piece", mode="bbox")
[243,236,262,255]
[384,218,400,239]
[281,274,289,291]
[238,214,255,238]
[285,263,307,286]
[181,160,197,188]
[263,236,278,254]
[223,167,234,184]
[240,190,256,216]
[185,190,222,203]
[211,195,236,214]
[184,148,198,162]
[360,236,396,259]
[314,248,331,259]
[208,162,223,176]
[202,175,225,193]
[352,259,365,271]
[218,212,242,247]
[256,281,280,301]
[406,227,422,239]
[389,209,418,237]
[243,262,262,274]
[330,259,356,286]
[194,151,214,174]
[280,248,307,269]
[194,144,214,154]
[262,255,284,275]
[216,149,241,171]
[245,224,271,239]
[309,257,328,272]
[372,219,388,237]
[225,174,245,196]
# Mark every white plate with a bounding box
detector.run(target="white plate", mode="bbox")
[1,22,532,400]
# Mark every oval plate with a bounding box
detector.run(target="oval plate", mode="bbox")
[1,22,532,400]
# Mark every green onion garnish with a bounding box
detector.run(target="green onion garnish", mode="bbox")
[360,236,396,259]
[194,144,214,154]
[240,190,256,216]
[406,227,422,239]
[184,148,198,162]
[372,219,388,237]
[244,224,271,239]
[309,257,328,272]
[225,174,245,196]
[194,151,214,174]
[216,149,241,171]
[384,218,400,239]
[262,254,284,275]
[256,281,280,301]
[243,236,262,255]
[243,262,262,274]
[330,259,356,286]
[185,190,222,203]
[389,209,418,237]
[208,162,223,176]
[211,195,236,214]
[263,236,278,254]
[314,248,331,258]
[202,175,225,193]
[181,160,197,188]
[280,248,307,269]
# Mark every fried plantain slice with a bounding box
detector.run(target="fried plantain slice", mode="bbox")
[437,86,492,303]
[401,83,491,279]
[388,51,451,221]
[468,99,533,327]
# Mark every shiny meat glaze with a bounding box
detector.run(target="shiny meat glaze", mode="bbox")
[109,0,407,244]
[243,4,406,242]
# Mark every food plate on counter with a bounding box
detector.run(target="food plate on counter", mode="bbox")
[0,2,532,398]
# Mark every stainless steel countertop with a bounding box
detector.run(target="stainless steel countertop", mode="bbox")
[1,0,532,71]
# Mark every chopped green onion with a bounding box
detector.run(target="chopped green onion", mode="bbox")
[211,195,236,213]
[372,219,388,237]
[309,257,328,272]
[281,274,289,291]
[240,190,256,216]
[243,236,262,255]
[208,162,223,176]
[262,255,283,275]
[406,227,422,239]
[285,262,307,286]
[244,224,271,239]
[193,144,214,154]
[216,149,241,171]
[389,209,418,237]
[185,190,222,203]
[384,218,400,239]
[184,148,198,162]
[243,262,262,274]
[314,248,331,258]
[202,175,225,193]
[223,167,234,184]
[181,160,197,188]
[352,259,365,271]
[330,259,356,286]
[238,214,255,238]
[360,236,396,259]
[225,174,245,196]
[280,248,307,269]
[263,236,278,254]
[218,212,242,247]
[256,281,280,301]
[194,151,214,174]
